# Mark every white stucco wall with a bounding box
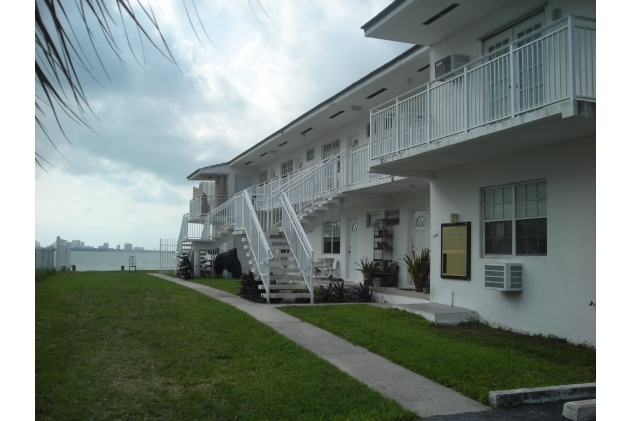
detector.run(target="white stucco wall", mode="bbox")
[429,136,596,345]
[305,188,430,287]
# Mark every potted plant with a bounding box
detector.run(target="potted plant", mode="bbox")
[401,252,422,292]
[373,262,384,287]
[418,248,430,293]
[355,257,376,286]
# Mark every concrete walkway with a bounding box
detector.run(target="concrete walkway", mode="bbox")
[150,273,488,419]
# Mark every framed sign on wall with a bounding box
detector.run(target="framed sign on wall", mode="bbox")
[441,222,471,280]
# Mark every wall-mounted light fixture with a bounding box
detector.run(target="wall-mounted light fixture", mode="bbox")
[450,213,459,224]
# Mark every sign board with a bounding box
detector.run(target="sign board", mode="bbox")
[441,222,471,280]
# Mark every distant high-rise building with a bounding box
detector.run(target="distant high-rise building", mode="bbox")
[124,243,132,252]
[71,240,81,249]
[35,241,41,249]
[103,242,109,250]
[116,244,120,250]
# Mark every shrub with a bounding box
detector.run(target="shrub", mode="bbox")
[238,272,265,302]
[352,282,373,302]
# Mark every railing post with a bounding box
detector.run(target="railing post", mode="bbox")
[426,86,431,142]
[464,65,469,132]
[510,43,516,118]
[567,15,576,102]
[395,98,400,154]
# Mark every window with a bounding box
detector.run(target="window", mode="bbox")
[259,171,268,184]
[323,220,341,254]
[323,139,340,159]
[385,209,400,225]
[483,180,547,256]
[306,148,314,161]
[367,212,380,227]
[281,159,293,177]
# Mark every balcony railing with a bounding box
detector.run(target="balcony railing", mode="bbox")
[370,15,595,161]
[189,195,229,215]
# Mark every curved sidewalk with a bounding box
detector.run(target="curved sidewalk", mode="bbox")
[151,274,488,419]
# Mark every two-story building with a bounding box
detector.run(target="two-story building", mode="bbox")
[176,0,595,346]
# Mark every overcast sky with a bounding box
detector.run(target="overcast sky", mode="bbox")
[33,0,412,250]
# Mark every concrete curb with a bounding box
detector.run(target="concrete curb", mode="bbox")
[562,399,596,421]
[489,383,596,407]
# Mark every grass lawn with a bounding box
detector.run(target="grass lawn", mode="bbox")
[36,271,416,421]
[189,277,242,295]
[281,305,596,403]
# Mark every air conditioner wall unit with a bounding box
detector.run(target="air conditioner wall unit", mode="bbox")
[435,53,469,78]
[484,263,523,291]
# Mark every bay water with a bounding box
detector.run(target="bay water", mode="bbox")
[70,250,163,271]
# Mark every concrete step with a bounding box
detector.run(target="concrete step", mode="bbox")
[393,303,479,324]
[259,284,307,290]
[562,399,596,421]
[263,292,311,299]
[270,274,304,281]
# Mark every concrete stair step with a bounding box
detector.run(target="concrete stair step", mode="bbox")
[258,284,307,290]
[263,292,311,299]
[270,274,304,281]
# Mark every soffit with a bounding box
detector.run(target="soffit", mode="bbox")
[363,0,513,46]
[231,47,430,168]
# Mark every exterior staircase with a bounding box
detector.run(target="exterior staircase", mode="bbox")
[176,147,378,303]
[249,232,312,302]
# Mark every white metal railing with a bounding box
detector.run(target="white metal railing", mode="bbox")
[280,192,314,303]
[55,236,71,271]
[234,190,273,302]
[371,15,596,160]
[189,195,228,215]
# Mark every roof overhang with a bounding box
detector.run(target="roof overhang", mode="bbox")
[362,0,516,45]
[187,162,230,181]
[188,45,431,176]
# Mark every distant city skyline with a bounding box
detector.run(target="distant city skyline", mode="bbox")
[36,238,154,251]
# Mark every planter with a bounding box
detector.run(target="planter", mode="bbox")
[374,278,382,287]
[422,286,429,294]
[413,278,422,292]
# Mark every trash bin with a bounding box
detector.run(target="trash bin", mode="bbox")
[121,266,125,271]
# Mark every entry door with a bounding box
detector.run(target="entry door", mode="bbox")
[411,210,428,258]
[347,218,359,280]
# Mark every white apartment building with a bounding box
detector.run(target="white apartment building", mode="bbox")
[176,0,595,345]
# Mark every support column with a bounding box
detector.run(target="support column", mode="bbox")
[193,249,200,278]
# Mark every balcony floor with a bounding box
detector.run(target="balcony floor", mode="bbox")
[371,99,596,178]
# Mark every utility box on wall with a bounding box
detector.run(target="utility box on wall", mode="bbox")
[484,263,523,291]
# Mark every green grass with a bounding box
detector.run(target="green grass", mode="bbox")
[281,305,596,403]
[36,272,416,421]
[189,277,242,295]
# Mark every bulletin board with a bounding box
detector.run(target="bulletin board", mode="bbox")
[440,222,471,280]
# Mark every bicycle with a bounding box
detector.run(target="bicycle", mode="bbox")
[200,258,216,278]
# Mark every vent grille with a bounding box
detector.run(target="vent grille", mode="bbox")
[484,263,523,291]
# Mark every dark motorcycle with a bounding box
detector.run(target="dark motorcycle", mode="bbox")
[177,253,193,280]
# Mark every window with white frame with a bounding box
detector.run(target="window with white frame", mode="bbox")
[259,171,268,184]
[323,219,341,254]
[385,209,400,225]
[483,180,547,256]
[323,139,340,159]
[306,148,315,162]
[367,212,380,227]
[281,159,293,177]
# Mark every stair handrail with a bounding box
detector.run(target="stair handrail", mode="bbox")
[280,192,314,303]
[234,190,273,302]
